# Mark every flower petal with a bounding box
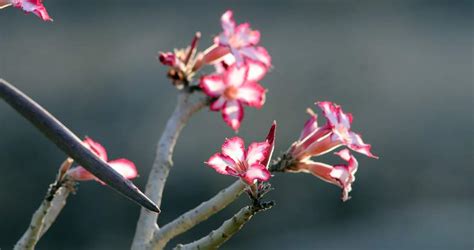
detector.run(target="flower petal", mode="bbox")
[206,153,236,175]
[83,137,108,161]
[108,159,138,180]
[236,82,266,108]
[200,75,226,97]
[261,121,276,168]
[66,167,95,181]
[222,100,244,131]
[235,23,261,46]
[317,101,339,126]
[222,137,246,163]
[348,132,379,159]
[221,10,236,35]
[241,163,271,184]
[246,60,267,82]
[224,64,247,87]
[13,0,52,21]
[240,46,271,68]
[210,96,226,111]
[299,108,319,141]
[246,141,271,166]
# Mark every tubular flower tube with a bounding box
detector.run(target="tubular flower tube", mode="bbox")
[213,10,271,68]
[290,102,378,160]
[205,123,276,184]
[67,137,138,183]
[200,63,267,131]
[4,0,53,21]
[288,149,358,201]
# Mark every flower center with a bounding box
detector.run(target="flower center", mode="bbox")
[223,86,239,100]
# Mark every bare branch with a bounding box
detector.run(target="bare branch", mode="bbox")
[150,180,246,249]
[174,203,273,250]
[132,91,207,249]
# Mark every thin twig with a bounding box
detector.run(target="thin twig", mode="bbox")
[132,91,207,249]
[174,203,273,250]
[0,78,159,212]
[150,180,246,249]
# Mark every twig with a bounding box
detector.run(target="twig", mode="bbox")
[0,78,159,212]
[150,180,246,249]
[14,159,75,250]
[132,91,208,249]
[174,203,273,250]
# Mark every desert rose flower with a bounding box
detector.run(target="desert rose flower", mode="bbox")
[1,0,52,21]
[290,102,378,160]
[213,10,271,68]
[288,149,358,201]
[206,122,276,184]
[200,62,267,131]
[67,137,138,183]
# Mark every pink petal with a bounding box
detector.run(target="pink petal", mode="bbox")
[317,101,339,126]
[66,167,95,181]
[224,64,247,87]
[246,141,271,166]
[159,52,177,67]
[234,23,261,46]
[240,46,272,68]
[83,137,108,161]
[236,82,266,108]
[108,159,138,180]
[206,153,237,175]
[246,60,267,82]
[261,121,276,168]
[210,96,226,111]
[200,75,226,97]
[221,100,244,131]
[348,132,379,159]
[221,10,236,35]
[13,0,52,21]
[299,108,319,141]
[221,137,246,163]
[241,163,271,184]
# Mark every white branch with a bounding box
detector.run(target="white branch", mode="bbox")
[174,206,257,250]
[132,91,207,249]
[150,180,246,249]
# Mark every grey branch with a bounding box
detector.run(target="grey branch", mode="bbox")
[150,180,246,249]
[0,78,159,213]
[174,204,272,250]
[132,91,208,249]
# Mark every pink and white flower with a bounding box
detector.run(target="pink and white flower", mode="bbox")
[291,101,378,160]
[214,10,271,68]
[288,149,358,201]
[2,0,53,21]
[200,63,267,131]
[67,137,138,183]
[206,122,276,184]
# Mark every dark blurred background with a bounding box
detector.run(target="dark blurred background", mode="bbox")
[0,0,472,249]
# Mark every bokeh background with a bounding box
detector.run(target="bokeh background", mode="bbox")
[0,0,472,249]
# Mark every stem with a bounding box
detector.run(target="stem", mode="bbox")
[174,203,272,250]
[132,91,207,249]
[0,78,159,213]
[14,159,76,250]
[151,180,246,249]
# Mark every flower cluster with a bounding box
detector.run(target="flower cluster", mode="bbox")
[159,10,272,131]
[286,102,378,201]
[67,137,138,183]
[1,0,52,21]
[206,122,275,185]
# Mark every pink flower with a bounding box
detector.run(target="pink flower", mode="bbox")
[67,137,138,183]
[289,149,358,201]
[6,0,53,21]
[200,62,267,131]
[291,102,378,160]
[206,122,276,184]
[214,10,271,68]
